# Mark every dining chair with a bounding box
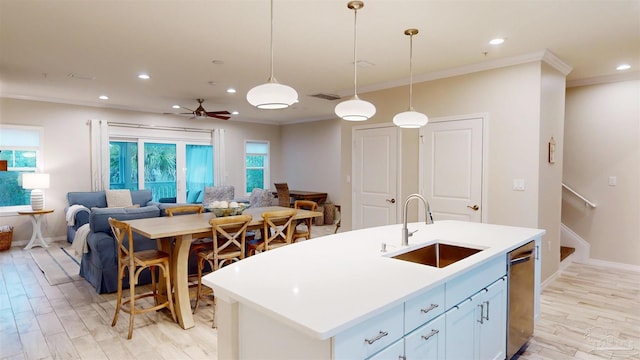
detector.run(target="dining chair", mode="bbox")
[165,204,209,258]
[274,182,292,207]
[247,209,296,256]
[193,214,252,316]
[292,200,318,242]
[108,217,176,339]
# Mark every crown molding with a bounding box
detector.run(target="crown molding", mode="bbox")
[345,49,573,97]
[567,71,640,88]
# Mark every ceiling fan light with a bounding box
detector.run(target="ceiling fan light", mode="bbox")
[393,110,429,128]
[335,97,376,121]
[247,81,298,109]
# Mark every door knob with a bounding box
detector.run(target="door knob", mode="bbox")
[467,204,479,211]
[386,198,396,204]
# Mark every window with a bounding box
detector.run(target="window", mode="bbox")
[245,141,270,194]
[0,125,43,207]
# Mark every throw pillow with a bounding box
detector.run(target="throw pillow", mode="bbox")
[187,190,202,204]
[105,189,133,208]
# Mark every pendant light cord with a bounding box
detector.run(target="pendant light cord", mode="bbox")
[352,6,359,98]
[269,0,275,82]
[408,32,414,110]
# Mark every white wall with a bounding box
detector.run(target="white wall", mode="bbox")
[280,119,341,205]
[0,97,283,243]
[562,79,640,266]
[340,61,565,281]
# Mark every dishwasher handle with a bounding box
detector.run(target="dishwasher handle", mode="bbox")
[510,251,533,266]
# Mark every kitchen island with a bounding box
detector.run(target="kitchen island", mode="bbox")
[202,220,545,359]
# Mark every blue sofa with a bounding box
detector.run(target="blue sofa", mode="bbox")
[66,190,180,293]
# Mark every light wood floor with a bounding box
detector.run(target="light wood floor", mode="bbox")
[1,229,638,359]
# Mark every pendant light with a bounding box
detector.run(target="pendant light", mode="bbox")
[246,0,298,109]
[335,1,376,121]
[393,29,428,128]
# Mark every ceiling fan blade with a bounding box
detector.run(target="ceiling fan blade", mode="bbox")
[208,113,231,120]
[206,111,230,116]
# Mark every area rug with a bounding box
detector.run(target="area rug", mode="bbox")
[31,246,82,286]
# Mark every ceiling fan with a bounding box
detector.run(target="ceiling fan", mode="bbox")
[167,99,231,120]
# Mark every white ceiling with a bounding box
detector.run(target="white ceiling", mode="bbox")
[1,0,638,125]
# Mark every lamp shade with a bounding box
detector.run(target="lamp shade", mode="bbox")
[335,97,376,121]
[393,110,429,128]
[246,81,298,109]
[22,173,50,189]
[22,173,49,211]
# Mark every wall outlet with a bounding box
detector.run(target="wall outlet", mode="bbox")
[608,176,617,186]
[513,179,525,191]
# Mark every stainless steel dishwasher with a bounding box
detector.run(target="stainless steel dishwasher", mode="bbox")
[507,240,535,359]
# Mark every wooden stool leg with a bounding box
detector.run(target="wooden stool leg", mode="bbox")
[127,272,136,340]
[194,256,204,313]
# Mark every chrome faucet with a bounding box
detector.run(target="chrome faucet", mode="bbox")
[402,193,434,246]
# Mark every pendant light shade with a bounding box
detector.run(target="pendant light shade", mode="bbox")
[393,110,429,128]
[334,96,376,121]
[247,80,298,109]
[247,0,298,109]
[335,1,376,121]
[393,28,428,128]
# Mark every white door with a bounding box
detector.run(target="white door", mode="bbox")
[352,126,398,230]
[420,116,484,222]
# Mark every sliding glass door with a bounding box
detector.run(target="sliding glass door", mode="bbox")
[143,142,177,201]
[110,140,213,202]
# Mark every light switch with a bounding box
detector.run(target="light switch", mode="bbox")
[608,176,617,186]
[513,179,525,191]
[346,175,351,184]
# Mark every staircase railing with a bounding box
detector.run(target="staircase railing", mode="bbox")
[562,183,596,208]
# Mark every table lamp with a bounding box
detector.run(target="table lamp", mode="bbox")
[22,173,50,211]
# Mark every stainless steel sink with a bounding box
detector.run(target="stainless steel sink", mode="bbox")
[391,242,483,268]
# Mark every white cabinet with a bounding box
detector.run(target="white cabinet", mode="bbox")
[445,277,507,360]
[367,338,404,360]
[404,313,446,360]
[334,304,404,360]
[404,284,445,333]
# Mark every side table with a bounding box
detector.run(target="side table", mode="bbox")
[18,209,54,250]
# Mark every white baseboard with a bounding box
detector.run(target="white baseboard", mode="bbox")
[560,223,590,262]
[580,258,640,273]
[541,270,560,290]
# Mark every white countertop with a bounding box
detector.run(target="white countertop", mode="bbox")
[202,220,545,340]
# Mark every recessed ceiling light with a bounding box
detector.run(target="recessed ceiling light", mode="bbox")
[489,38,505,45]
[138,74,150,80]
[99,95,109,100]
[226,88,236,94]
[172,105,181,109]
[616,64,631,71]
[231,111,239,115]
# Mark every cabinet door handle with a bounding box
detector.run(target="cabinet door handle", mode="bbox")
[420,303,439,314]
[477,303,484,324]
[484,300,490,321]
[364,330,389,345]
[421,329,440,341]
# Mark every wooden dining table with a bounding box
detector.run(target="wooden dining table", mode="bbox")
[124,205,323,330]
[272,190,328,205]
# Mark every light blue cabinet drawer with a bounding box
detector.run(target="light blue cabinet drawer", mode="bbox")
[404,283,445,333]
[446,255,506,308]
[334,303,404,360]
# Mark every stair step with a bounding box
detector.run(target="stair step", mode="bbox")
[560,246,575,262]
